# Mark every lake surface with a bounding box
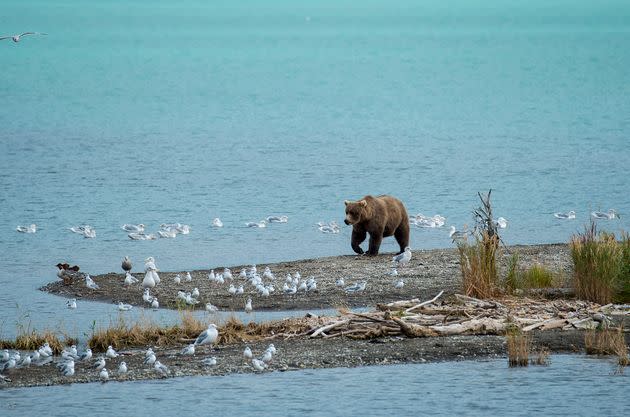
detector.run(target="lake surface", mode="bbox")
[1,355,628,416]
[0,1,629,412]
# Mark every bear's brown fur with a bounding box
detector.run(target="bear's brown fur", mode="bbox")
[344,195,409,256]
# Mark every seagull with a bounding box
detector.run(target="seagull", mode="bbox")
[208,270,216,281]
[118,361,128,374]
[143,289,154,303]
[69,225,96,238]
[245,298,253,314]
[99,368,109,381]
[93,357,106,371]
[66,298,77,309]
[154,361,169,376]
[393,247,412,267]
[205,303,219,312]
[128,232,157,240]
[236,285,244,295]
[194,323,219,346]
[202,357,217,366]
[121,224,145,233]
[124,272,138,286]
[266,215,288,223]
[335,278,345,287]
[144,352,156,365]
[345,281,367,293]
[185,272,193,282]
[261,350,273,363]
[16,224,37,233]
[117,302,133,311]
[223,268,233,280]
[157,229,177,239]
[180,344,195,356]
[85,275,100,290]
[105,346,118,359]
[0,32,47,43]
[212,218,223,227]
[554,210,576,219]
[394,279,404,289]
[251,358,267,372]
[449,226,469,242]
[79,348,92,361]
[243,346,253,359]
[591,209,619,220]
[495,217,508,229]
[151,298,159,309]
[246,220,267,228]
[389,268,398,277]
[266,344,276,354]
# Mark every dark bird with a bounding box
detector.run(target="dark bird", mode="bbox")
[122,256,132,274]
[0,32,47,43]
[56,263,80,272]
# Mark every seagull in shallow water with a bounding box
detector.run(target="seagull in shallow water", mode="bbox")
[66,298,77,309]
[266,215,288,223]
[122,224,145,233]
[495,217,508,229]
[591,209,619,220]
[194,324,219,346]
[205,303,219,312]
[393,247,412,267]
[212,218,223,227]
[246,220,267,228]
[117,302,133,311]
[0,32,47,42]
[245,298,253,314]
[449,226,469,242]
[554,210,576,219]
[16,224,37,233]
[151,298,159,309]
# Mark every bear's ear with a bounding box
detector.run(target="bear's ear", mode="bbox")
[359,200,367,207]
[344,200,351,206]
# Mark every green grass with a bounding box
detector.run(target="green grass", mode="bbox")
[520,264,555,289]
[570,222,627,304]
[458,232,500,299]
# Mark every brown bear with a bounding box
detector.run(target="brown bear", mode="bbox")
[344,195,410,256]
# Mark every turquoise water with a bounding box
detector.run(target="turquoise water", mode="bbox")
[1,1,630,411]
[1,355,628,416]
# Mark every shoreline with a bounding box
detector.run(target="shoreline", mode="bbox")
[41,243,573,312]
[0,330,613,390]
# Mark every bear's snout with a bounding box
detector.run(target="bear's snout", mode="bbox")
[344,219,350,225]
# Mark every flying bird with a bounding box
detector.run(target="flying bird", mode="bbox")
[0,32,47,43]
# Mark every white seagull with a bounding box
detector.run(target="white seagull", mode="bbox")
[266,215,288,223]
[105,346,118,358]
[495,217,508,229]
[251,358,267,372]
[245,298,253,314]
[212,218,223,227]
[16,224,37,233]
[117,302,133,311]
[243,346,253,359]
[554,210,576,219]
[66,298,77,309]
[0,32,47,42]
[202,357,217,366]
[121,224,145,233]
[449,226,468,242]
[194,323,219,347]
[180,344,195,356]
[393,247,412,267]
[246,220,267,228]
[118,361,128,374]
[99,368,109,381]
[591,209,619,220]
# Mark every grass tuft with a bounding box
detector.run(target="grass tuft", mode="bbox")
[570,222,627,304]
[520,264,555,289]
[506,329,531,367]
[458,232,500,299]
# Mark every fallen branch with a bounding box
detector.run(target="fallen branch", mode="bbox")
[404,290,445,314]
[310,319,350,338]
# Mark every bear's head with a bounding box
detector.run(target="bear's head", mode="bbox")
[344,199,368,225]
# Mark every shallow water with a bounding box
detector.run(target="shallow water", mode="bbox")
[1,1,629,408]
[1,355,628,416]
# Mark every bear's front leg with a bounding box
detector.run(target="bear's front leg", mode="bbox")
[367,233,383,256]
[351,228,366,254]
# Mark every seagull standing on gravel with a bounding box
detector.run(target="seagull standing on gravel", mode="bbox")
[124,272,138,286]
[185,272,192,282]
[79,348,92,361]
[394,279,404,289]
[251,358,267,372]
[85,275,99,289]
[180,344,195,356]
[1,32,47,42]
[335,278,345,287]
[118,361,128,374]
[194,323,219,347]
[99,368,109,381]
[122,256,133,274]
[393,247,412,267]
[151,298,159,309]
[243,346,253,359]
[144,352,156,365]
[345,281,367,293]
[105,346,118,359]
[154,361,169,376]
[245,298,253,314]
[93,357,106,371]
[202,357,217,366]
